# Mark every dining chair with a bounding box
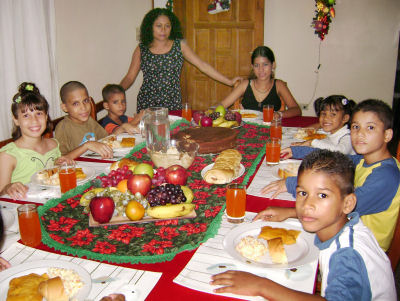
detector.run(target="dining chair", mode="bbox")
[90,98,105,121]
[387,207,400,271]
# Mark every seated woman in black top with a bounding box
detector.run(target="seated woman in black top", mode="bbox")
[220,46,301,118]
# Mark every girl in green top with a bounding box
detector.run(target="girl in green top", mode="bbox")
[0,82,72,199]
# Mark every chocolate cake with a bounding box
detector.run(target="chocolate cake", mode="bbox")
[173,127,238,154]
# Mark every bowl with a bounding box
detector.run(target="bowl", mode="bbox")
[148,139,199,169]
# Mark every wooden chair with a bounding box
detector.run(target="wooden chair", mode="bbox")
[90,97,105,121]
[387,208,400,271]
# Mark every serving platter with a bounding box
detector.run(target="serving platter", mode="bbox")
[201,163,245,183]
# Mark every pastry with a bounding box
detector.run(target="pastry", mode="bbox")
[173,127,238,154]
[235,236,268,261]
[38,277,68,301]
[203,149,242,184]
[258,226,301,245]
[267,238,288,264]
[110,158,139,171]
[121,137,135,147]
[277,163,300,179]
[47,267,83,298]
[7,273,49,301]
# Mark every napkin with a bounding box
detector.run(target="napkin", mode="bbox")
[25,183,61,202]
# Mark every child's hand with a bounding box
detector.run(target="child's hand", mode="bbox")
[280,147,293,160]
[86,142,113,159]
[260,179,287,199]
[121,123,140,135]
[3,182,28,200]
[291,140,312,146]
[253,206,295,222]
[100,294,125,301]
[210,270,266,296]
[130,110,145,126]
[0,257,11,271]
[55,156,75,166]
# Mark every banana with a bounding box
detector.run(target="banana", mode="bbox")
[180,185,194,203]
[147,203,195,219]
[212,116,224,126]
[79,187,118,206]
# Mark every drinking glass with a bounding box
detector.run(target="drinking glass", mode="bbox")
[270,118,282,140]
[263,104,274,124]
[266,138,281,165]
[58,162,77,193]
[182,102,192,122]
[17,204,42,247]
[226,183,246,223]
[143,107,170,151]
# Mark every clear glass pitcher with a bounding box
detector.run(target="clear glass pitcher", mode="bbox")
[141,107,170,151]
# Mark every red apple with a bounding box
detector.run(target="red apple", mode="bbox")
[192,111,205,124]
[165,165,188,185]
[201,116,213,127]
[127,174,152,196]
[89,196,115,224]
[234,112,242,124]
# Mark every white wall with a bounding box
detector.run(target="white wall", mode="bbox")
[54,0,400,118]
[54,0,152,117]
[265,0,400,115]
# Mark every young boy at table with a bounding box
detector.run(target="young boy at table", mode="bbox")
[55,81,113,159]
[212,150,396,300]
[100,84,144,135]
[260,99,400,252]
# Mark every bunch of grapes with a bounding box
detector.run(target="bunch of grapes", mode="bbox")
[224,110,236,121]
[147,184,187,207]
[209,111,220,120]
[152,167,167,186]
[96,165,133,187]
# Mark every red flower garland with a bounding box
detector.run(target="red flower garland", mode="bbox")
[312,0,336,40]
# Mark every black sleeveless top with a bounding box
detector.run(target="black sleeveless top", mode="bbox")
[241,80,282,112]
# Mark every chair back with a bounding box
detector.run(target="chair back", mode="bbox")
[387,207,400,270]
[232,81,242,110]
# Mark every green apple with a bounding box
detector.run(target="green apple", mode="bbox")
[133,163,154,179]
[215,105,226,117]
[181,185,194,203]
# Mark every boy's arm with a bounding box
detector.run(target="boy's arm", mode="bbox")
[65,141,113,159]
[291,146,315,159]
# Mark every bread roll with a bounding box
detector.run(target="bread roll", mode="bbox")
[277,163,300,179]
[7,273,49,301]
[121,137,135,147]
[203,149,242,184]
[38,277,68,301]
[110,158,139,171]
[258,226,300,245]
[267,238,288,264]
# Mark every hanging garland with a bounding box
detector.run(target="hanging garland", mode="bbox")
[207,0,231,14]
[312,0,336,40]
[166,0,173,11]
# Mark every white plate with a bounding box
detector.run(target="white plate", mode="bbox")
[31,165,96,188]
[270,160,302,179]
[232,109,262,121]
[0,259,91,300]
[201,163,245,183]
[223,221,319,269]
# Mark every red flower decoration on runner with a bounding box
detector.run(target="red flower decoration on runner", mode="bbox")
[154,219,179,226]
[47,216,78,233]
[205,206,222,218]
[244,154,258,160]
[49,233,65,244]
[92,241,117,254]
[213,187,226,197]
[194,191,211,200]
[142,239,173,255]
[179,223,207,235]
[67,198,80,209]
[156,226,179,240]
[108,224,145,244]
[50,203,65,212]
[189,179,211,190]
[67,229,97,246]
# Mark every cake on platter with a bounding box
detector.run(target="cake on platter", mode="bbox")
[172,127,238,154]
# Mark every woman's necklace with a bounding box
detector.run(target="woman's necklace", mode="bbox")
[253,80,274,107]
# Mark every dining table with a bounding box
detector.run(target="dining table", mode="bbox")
[0,111,318,301]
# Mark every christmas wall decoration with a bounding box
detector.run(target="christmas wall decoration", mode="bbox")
[312,0,336,40]
[207,0,231,14]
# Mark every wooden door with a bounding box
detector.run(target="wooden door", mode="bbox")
[174,0,264,110]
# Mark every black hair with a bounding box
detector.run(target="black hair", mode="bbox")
[351,99,393,130]
[59,81,88,103]
[298,149,355,197]
[11,82,52,140]
[102,84,126,102]
[140,8,183,47]
[313,95,356,127]
[249,46,275,79]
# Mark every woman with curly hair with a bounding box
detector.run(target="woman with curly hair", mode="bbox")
[120,8,241,111]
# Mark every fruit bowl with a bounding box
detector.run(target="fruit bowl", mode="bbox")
[148,139,199,169]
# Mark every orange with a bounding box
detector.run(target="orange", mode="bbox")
[117,179,128,193]
[125,200,145,221]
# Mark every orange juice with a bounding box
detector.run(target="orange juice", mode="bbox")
[59,168,77,193]
[270,124,282,139]
[263,105,274,123]
[266,138,281,165]
[182,108,192,122]
[226,184,246,223]
[17,204,42,247]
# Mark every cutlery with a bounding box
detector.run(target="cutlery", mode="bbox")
[91,276,118,283]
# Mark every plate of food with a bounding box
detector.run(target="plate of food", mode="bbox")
[201,163,245,183]
[31,165,96,187]
[223,221,319,269]
[270,160,301,179]
[0,259,91,301]
[232,109,262,121]
[293,128,327,141]
[99,135,136,151]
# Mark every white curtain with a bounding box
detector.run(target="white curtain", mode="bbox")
[0,0,62,141]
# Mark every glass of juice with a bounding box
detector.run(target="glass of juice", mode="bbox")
[266,138,281,165]
[226,183,246,223]
[17,204,42,247]
[270,118,282,139]
[263,104,274,124]
[58,163,77,194]
[182,102,192,122]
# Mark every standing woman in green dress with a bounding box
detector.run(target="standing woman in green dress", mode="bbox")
[120,8,241,112]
